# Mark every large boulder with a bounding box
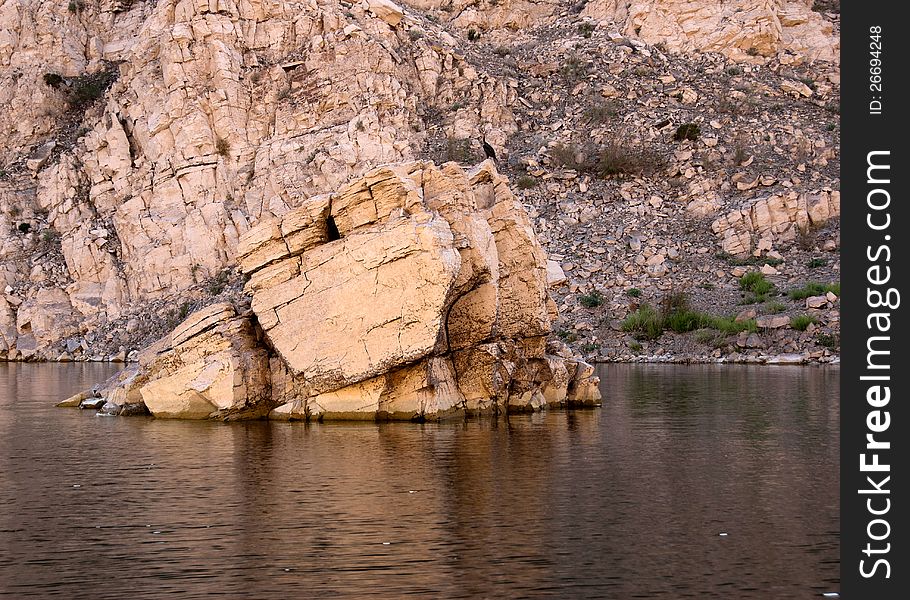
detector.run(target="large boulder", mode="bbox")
[73,161,601,420]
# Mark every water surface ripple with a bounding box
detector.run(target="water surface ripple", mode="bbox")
[0,363,839,598]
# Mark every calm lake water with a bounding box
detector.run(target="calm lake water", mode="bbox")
[0,363,839,598]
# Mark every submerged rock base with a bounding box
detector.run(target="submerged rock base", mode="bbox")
[61,161,600,420]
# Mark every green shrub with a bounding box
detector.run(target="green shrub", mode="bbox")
[178,302,191,320]
[408,29,424,41]
[765,301,787,314]
[560,55,588,81]
[515,175,538,189]
[578,22,596,38]
[621,304,663,340]
[787,281,840,300]
[626,287,642,298]
[579,291,604,308]
[709,315,757,334]
[791,314,818,331]
[739,271,775,296]
[629,341,642,352]
[816,333,839,349]
[664,309,711,333]
[593,139,664,177]
[43,73,64,88]
[445,138,475,163]
[207,269,230,296]
[806,257,827,269]
[673,122,700,141]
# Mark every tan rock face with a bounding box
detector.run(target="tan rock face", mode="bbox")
[241,160,556,399]
[710,190,839,256]
[103,303,272,419]
[584,0,839,62]
[0,0,516,358]
[86,161,601,420]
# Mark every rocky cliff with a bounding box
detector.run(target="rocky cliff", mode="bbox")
[1,0,840,366]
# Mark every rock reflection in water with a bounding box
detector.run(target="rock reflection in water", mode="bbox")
[0,363,838,598]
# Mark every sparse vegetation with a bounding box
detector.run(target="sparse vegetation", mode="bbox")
[790,314,818,331]
[445,137,475,163]
[560,55,588,82]
[766,301,787,314]
[408,29,424,41]
[816,332,839,350]
[807,257,827,269]
[592,137,666,178]
[583,100,620,124]
[739,271,775,297]
[626,288,642,298]
[578,22,595,38]
[732,134,751,165]
[515,175,538,189]
[673,122,700,142]
[621,291,757,341]
[578,291,604,308]
[725,65,743,76]
[787,282,840,300]
[215,137,231,157]
[207,269,230,296]
[716,252,783,267]
[467,28,480,42]
[66,66,119,110]
[178,302,192,321]
[629,341,642,352]
[43,73,64,88]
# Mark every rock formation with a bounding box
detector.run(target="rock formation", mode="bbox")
[583,0,839,63]
[1,0,515,360]
[69,160,600,420]
[0,0,841,366]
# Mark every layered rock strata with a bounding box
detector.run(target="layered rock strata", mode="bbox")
[65,161,601,420]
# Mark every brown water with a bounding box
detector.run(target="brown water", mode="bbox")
[0,363,839,598]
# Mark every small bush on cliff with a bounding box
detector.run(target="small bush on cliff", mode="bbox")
[207,269,230,295]
[739,271,775,297]
[816,332,839,349]
[583,100,620,124]
[68,69,118,109]
[790,315,818,331]
[578,22,595,38]
[43,73,64,88]
[787,281,840,300]
[445,138,475,163]
[215,137,231,157]
[578,291,604,308]
[515,175,538,189]
[673,123,701,142]
[622,305,663,340]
